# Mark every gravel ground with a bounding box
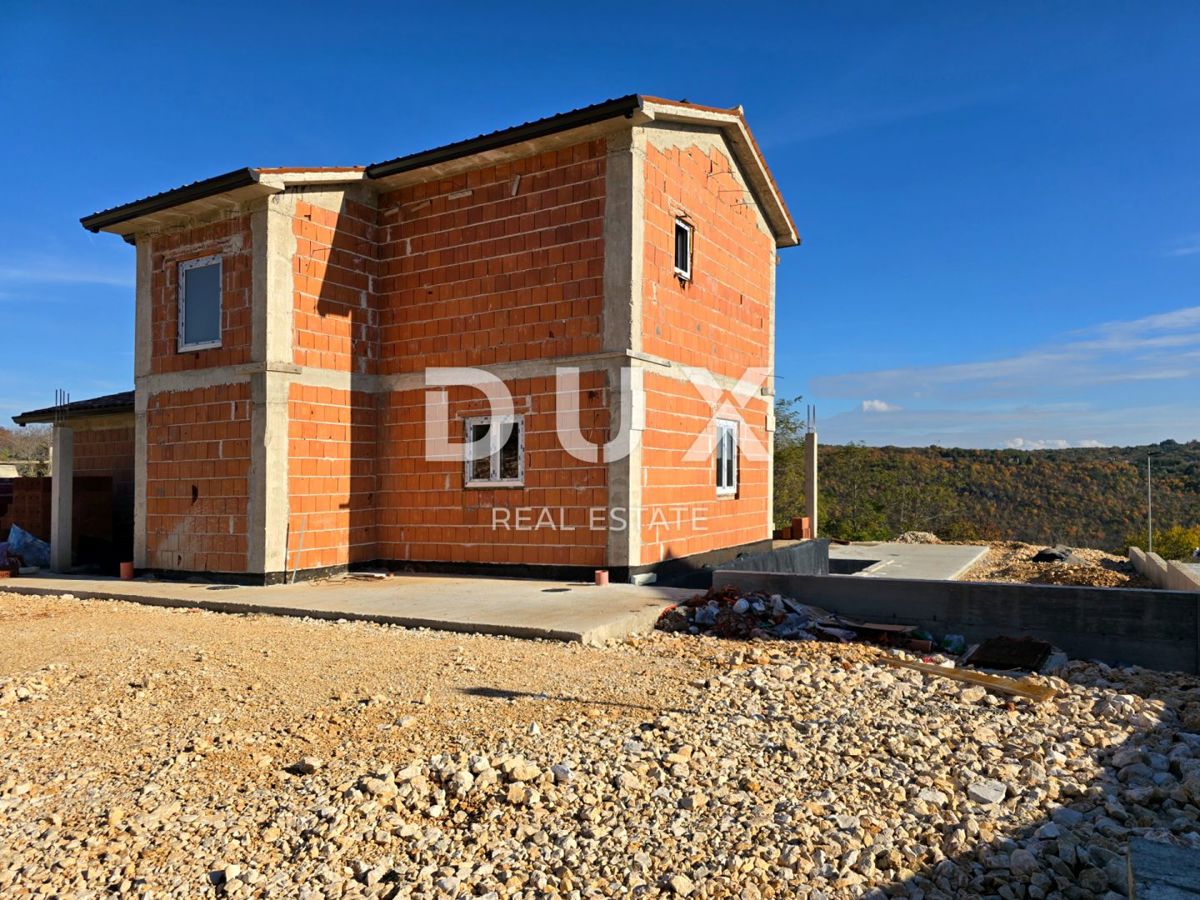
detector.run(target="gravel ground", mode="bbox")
[958,542,1151,589]
[2,591,1200,898]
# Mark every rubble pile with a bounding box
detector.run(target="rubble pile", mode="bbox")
[657,586,939,654]
[657,586,849,641]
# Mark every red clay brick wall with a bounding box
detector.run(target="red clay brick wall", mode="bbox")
[636,140,775,565]
[287,384,378,570]
[145,385,251,572]
[74,426,135,487]
[148,215,254,373]
[641,143,774,378]
[376,372,609,568]
[375,140,607,372]
[0,478,51,543]
[639,372,771,564]
[292,199,379,374]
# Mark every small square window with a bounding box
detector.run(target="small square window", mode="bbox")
[178,255,222,351]
[716,419,738,495]
[464,415,524,486]
[674,218,693,281]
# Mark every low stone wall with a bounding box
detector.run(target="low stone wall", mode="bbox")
[1130,546,1200,592]
[710,569,1200,673]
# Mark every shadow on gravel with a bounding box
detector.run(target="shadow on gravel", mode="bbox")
[459,685,691,715]
[866,670,1199,898]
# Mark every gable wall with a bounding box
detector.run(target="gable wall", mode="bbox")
[636,132,776,565]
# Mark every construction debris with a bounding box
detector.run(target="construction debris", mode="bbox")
[964,635,1054,672]
[1031,545,1073,563]
[4,525,48,572]
[657,586,930,649]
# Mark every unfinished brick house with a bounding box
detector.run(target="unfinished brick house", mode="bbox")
[76,95,799,583]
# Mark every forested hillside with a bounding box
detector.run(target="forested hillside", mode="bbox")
[773,407,1200,553]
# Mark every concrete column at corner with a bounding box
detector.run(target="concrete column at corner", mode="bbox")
[245,194,296,578]
[247,371,291,577]
[133,392,148,568]
[605,362,645,576]
[602,126,645,355]
[132,237,153,569]
[804,431,819,537]
[251,193,297,368]
[50,425,73,572]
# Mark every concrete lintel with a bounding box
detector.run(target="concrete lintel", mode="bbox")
[137,367,258,397]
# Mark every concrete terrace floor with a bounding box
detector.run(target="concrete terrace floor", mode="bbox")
[828,541,989,580]
[0,572,694,644]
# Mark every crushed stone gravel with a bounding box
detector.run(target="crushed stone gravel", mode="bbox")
[2,591,1199,898]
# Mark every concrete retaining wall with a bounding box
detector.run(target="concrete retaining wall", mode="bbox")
[1129,546,1200,593]
[711,570,1200,673]
[719,539,829,575]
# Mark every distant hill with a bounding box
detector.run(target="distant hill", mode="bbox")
[775,437,1200,553]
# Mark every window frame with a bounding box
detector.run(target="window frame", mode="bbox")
[673,218,693,281]
[463,414,525,488]
[715,418,738,496]
[177,255,223,352]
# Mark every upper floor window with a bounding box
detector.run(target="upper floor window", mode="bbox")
[178,255,222,351]
[465,415,524,486]
[716,418,738,495]
[674,218,693,281]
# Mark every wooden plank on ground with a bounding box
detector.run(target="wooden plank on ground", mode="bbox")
[879,656,1058,703]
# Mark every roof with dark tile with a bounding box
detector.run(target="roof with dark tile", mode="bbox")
[79,95,798,244]
[13,390,134,426]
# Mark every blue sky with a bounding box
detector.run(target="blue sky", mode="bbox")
[2,2,1197,448]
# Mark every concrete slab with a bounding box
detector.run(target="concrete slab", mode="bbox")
[829,542,989,581]
[0,573,693,644]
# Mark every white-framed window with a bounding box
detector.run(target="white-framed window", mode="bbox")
[178,255,223,352]
[716,418,738,495]
[464,415,524,486]
[673,218,693,281]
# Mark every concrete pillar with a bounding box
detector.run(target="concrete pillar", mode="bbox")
[804,431,818,538]
[50,425,73,572]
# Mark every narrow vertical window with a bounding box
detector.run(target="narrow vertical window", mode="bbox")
[178,255,222,351]
[674,218,693,281]
[716,419,738,495]
[465,415,524,486]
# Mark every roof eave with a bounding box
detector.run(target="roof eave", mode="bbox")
[366,94,644,180]
[79,169,369,239]
[640,99,800,248]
